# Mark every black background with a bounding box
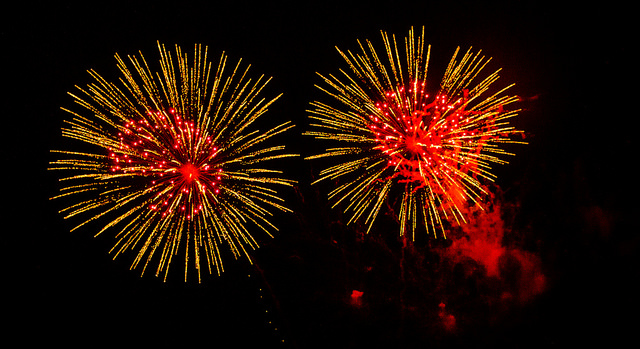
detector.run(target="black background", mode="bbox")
[6,1,637,347]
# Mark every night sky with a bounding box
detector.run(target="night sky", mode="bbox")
[7,1,637,347]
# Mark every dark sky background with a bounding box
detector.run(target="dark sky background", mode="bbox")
[6,1,637,347]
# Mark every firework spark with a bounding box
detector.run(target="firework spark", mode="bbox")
[50,43,297,282]
[305,27,525,239]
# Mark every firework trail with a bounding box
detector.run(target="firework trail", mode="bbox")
[50,43,297,282]
[305,27,525,239]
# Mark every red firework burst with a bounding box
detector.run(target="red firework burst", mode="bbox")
[306,27,525,238]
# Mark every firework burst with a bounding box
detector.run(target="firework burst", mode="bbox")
[305,27,525,239]
[50,43,297,282]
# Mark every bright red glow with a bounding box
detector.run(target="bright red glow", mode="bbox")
[179,163,200,183]
[350,289,364,307]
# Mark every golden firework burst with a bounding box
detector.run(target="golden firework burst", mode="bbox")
[50,42,297,282]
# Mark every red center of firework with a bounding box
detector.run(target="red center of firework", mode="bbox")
[368,82,474,189]
[404,134,423,155]
[179,163,200,183]
[108,107,224,219]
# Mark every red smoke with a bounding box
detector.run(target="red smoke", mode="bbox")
[438,195,546,305]
[350,289,364,307]
[438,302,457,332]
